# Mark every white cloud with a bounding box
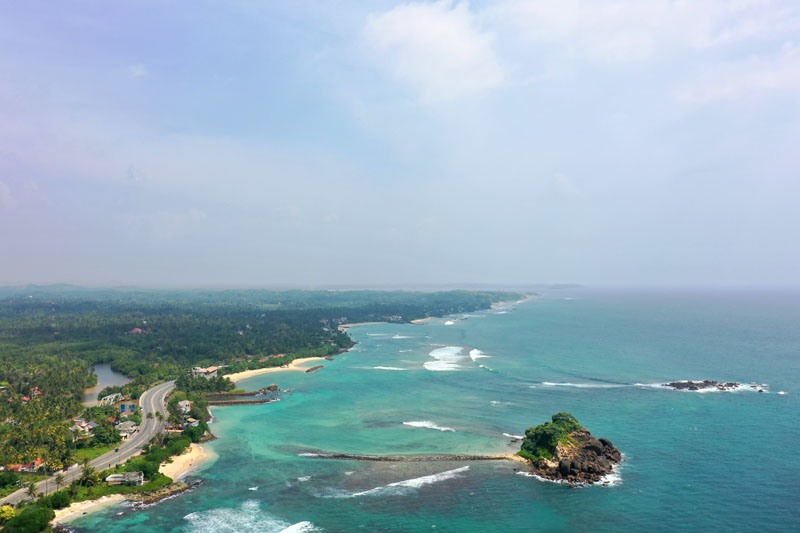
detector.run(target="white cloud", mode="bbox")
[128,63,149,78]
[675,44,800,105]
[363,0,503,102]
[487,0,800,64]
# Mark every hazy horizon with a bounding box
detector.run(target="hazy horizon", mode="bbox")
[2,1,798,288]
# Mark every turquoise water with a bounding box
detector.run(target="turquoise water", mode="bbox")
[72,290,800,531]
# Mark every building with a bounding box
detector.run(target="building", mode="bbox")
[21,457,44,473]
[191,366,219,379]
[117,421,138,439]
[177,400,192,414]
[183,417,200,428]
[106,471,144,486]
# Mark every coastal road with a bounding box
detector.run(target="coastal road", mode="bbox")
[0,380,175,507]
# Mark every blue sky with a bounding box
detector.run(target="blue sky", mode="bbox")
[1,1,798,287]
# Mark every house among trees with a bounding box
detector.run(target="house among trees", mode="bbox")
[177,400,192,414]
[20,457,44,473]
[191,366,220,379]
[117,420,138,439]
[106,471,144,486]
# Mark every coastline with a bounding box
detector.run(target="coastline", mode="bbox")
[159,443,210,480]
[410,317,435,324]
[337,321,386,331]
[52,494,126,524]
[225,356,328,383]
[51,444,212,525]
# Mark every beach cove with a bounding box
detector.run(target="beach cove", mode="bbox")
[69,289,800,531]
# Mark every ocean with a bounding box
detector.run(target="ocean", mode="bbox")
[71,289,800,532]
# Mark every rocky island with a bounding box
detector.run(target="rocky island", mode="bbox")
[517,412,621,485]
[662,380,766,392]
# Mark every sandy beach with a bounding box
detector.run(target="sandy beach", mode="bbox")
[410,317,435,324]
[52,494,126,523]
[159,443,209,480]
[225,356,327,383]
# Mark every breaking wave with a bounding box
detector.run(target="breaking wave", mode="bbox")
[345,466,470,497]
[503,432,524,439]
[424,346,467,371]
[403,420,455,432]
[469,349,491,361]
[184,500,318,533]
[373,366,406,371]
[539,382,626,389]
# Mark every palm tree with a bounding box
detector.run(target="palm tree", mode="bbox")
[80,466,96,487]
[26,483,38,499]
[55,473,65,491]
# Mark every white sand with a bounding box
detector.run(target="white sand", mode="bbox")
[225,356,327,383]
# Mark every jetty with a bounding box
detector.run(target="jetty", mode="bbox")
[300,451,512,462]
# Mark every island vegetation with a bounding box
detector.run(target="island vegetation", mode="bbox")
[517,413,621,485]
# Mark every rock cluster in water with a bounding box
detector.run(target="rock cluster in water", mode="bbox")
[528,428,621,484]
[518,413,621,485]
[663,380,766,392]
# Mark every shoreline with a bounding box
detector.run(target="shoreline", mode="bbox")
[52,494,126,524]
[159,443,211,480]
[337,321,386,331]
[51,444,213,525]
[225,356,328,383]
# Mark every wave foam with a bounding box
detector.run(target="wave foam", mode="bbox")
[280,523,317,533]
[392,334,415,339]
[540,382,626,389]
[351,466,469,497]
[184,500,317,533]
[403,420,455,432]
[424,346,467,371]
[444,320,456,325]
[503,432,524,439]
[373,366,406,371]
[469,349,491,361]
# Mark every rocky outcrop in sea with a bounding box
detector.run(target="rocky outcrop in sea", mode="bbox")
[526,427,621,485]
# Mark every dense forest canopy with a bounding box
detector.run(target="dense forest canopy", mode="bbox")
[0,286,523,465]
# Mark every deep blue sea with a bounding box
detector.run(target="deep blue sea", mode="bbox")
[72,289,800,532]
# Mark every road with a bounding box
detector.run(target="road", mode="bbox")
[0,380,175,507]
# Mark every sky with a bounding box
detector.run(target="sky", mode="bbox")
[1,0,798,288]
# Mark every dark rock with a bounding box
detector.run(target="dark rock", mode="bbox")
[525,426,622,485]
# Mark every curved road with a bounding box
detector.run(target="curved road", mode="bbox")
[1,380,175,507]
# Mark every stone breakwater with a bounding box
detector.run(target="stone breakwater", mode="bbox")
[527,428,621,484]
[300,452,512,462]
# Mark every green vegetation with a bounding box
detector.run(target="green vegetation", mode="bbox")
[0,504,15,524]
[73,443,117,463]
[1,286,521,469]
[1,504,53,533]
[518,412,583,462]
